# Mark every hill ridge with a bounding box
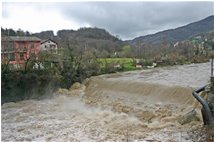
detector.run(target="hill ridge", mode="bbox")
[130,15,214,45]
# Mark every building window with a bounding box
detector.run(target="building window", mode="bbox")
[20,53,24,60]
[31,43,34,49]
[8,53,15,61]
[7,43,14,52]
[19,42,24,50]
[8,42,14,51]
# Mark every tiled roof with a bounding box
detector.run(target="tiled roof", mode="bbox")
[2,36,41,41]
[41,39,57,44]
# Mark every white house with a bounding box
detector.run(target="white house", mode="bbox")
[41,39,58,54]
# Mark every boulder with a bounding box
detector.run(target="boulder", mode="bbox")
[56,88,69,95]
[82,78,90,87]
[69,82,82,90]
[177,109,200,125]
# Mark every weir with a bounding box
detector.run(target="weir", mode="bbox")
[2,62,212,141]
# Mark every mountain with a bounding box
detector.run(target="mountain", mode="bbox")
[56,27,119,41]
[130,15,214,46]
[33,27,124,57]
[33,31,55,40]
[2,15,213,56]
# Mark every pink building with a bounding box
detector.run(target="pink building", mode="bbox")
[1,36,41,69]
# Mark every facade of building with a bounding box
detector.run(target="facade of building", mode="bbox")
[41,39,58,54]
[1,36,41,68]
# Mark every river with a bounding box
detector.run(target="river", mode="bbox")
[1,62,211,141]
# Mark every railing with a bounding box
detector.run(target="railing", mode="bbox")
[192,85,214,125]
[211,58,214,77]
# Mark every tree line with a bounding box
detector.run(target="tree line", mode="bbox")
[1,27,214,103]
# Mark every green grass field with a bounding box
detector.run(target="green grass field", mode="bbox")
[97,58,137,71]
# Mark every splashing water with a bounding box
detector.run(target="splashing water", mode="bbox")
[2,62,211,141]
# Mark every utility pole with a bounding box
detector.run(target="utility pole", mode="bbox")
[211,57,213,77]
[211,44,214,77]
[210,43,214,94]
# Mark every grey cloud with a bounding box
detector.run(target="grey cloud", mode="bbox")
[2,2,214,40]
[58,2,213,40]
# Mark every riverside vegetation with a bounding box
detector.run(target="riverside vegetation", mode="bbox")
[1,27,214,104]
[1,48,210,104]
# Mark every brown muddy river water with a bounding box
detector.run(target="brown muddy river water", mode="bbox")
[1,62,212,141]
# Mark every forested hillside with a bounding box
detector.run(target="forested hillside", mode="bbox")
[130,15,214,46]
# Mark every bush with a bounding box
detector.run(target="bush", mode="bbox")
[139,59,153,66]
[1,70,63,104]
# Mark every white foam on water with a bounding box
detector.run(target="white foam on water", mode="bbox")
[2,62,210,141]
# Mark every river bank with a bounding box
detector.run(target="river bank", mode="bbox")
[1,59,210,104]
[1,60,210,104]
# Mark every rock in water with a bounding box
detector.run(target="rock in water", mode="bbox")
[70,82,82,90]
[83,78,90,87]
[56,88,69,95]
[178,109,200,125]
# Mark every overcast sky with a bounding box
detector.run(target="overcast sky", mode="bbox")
[2,2,214,40]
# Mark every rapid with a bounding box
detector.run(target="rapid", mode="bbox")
[1,62,211,141]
